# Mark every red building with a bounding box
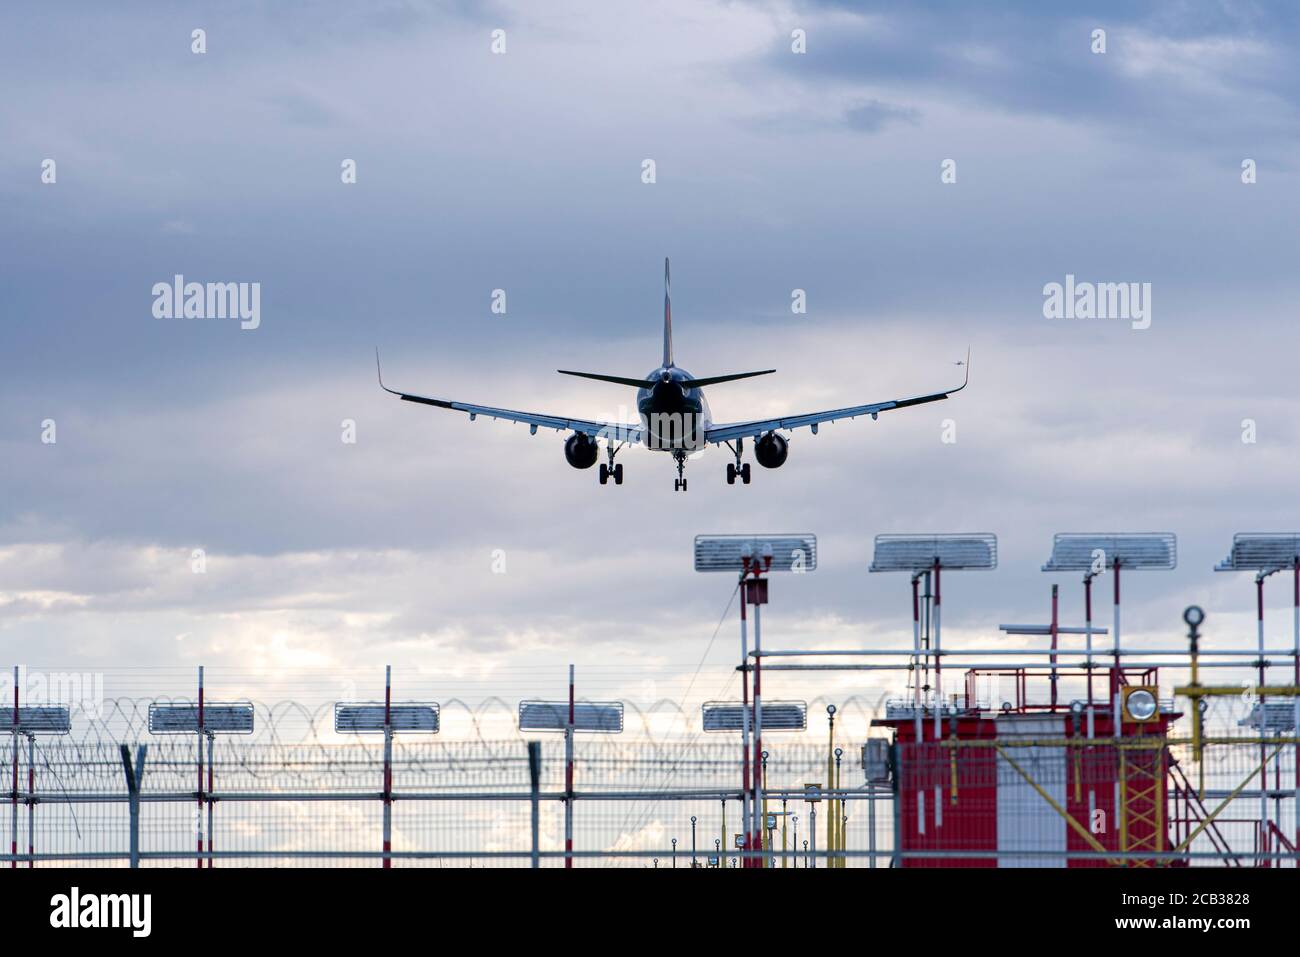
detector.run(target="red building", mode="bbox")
[875,667,1184,867]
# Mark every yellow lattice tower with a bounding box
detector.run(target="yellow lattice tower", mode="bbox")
[1119,741,1165,867]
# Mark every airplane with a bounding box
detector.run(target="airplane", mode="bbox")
[377,259,968,491]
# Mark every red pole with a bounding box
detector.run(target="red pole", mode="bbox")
[197,666,204,869]
[11,666,17,869]
[1050,584,1059,709]
[1257,576,1267,864]
[383,666,392,869]
[740,587,752,866]
[933,560,942,739]
[911,576,922,744]
[1084,576,1094,707]
[752,584,763,868]
[1111,562,1121,734]
[566,665,574,869]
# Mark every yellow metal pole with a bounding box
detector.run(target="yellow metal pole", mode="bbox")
[826,706,835,869]
[1119,749,1128,855]
[721,800,726,869]
[833,751,841,868]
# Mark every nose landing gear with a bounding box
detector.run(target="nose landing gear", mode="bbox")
[673,450,688,491]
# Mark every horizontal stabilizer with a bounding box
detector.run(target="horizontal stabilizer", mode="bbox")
[557,370,657,388]
[685,370,775,389]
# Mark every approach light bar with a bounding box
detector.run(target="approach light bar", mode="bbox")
[334,702,440,734]
[518,700,624,733]
[1238,701,1297,733]
[998,625,1109,636]
[869,533,997,572]
[694,534,817,573]
[1215,534,1300,572]
[0,706,71,734]
[148,702,255,734]
[701,701,807,732]
[1042,533,1176,572]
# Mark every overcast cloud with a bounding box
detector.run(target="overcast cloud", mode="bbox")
[2,1,1298,740]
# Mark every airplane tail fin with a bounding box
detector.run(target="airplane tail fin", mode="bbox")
[663,257,673,368]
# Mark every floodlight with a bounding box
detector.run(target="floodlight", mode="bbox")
[694,534,817,573]
[1215,534,1300,572]
[0,706,71,734]
[148,702,254,734]
[701,701,806,732]
[334,702,440,733]
[1122,687,1159,722]
[1042,533,1176,572]
[869,534,997,572]
[518,700,624,733]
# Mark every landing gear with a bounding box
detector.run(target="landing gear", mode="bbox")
[726,462,751,485]
[725,440,751,486]
[599,443,625,486]
[673,450,688,491]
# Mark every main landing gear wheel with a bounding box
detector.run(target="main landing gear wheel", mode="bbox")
[599,443,625,487]
[725,440,751,486]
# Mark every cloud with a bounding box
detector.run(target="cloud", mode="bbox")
[3,0,1299,742]
[843,98,919,132]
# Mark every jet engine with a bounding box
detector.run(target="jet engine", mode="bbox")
[754,431,788,469]
[564,432,599,469]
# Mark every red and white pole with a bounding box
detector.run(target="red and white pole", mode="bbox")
[11,665,17,869]
[933,560,942,740]
[27,733,34,868]
[739,572,752,866]
[1293,560,1299,857]
[1084,574,1095,732]
[1256,576,1268,859]
[1111,561,1122,735]
[752,585,764,868]
[912,576,922,744]
[383,664,393,868]
[565,663,574,869]
[1050,584,1060,709]
[197,665,204,869]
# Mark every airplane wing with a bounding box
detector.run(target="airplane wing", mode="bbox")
[376,351,643,444]
[705,353,969,445]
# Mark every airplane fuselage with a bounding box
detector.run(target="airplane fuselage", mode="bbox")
[636,366,712,452]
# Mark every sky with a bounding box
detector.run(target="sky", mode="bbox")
[2,0,1299,744]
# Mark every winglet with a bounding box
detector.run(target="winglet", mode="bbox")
[376,347,400,396]
[662,257,673,368]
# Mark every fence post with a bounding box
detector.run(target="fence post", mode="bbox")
[527,740,541,868]
[890,741,902,868]
[119,744,147,868]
